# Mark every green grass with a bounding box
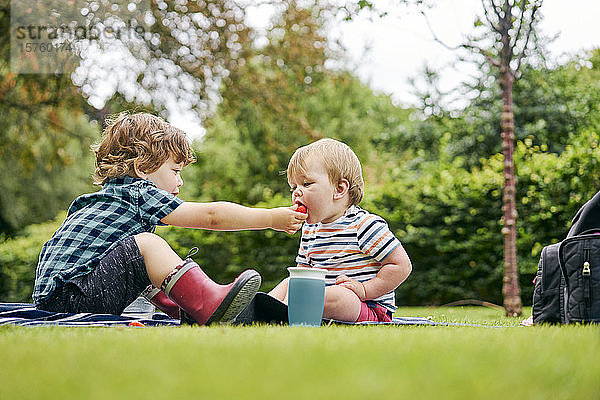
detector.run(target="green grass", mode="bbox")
[1,306,598,400]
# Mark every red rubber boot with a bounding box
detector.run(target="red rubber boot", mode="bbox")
[141,285,180,319]
[162,260,261,325]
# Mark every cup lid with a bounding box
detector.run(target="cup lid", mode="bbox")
[287,266,328,279]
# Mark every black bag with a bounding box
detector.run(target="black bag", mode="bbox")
[559,230,600,323]
[532,243,566,324]
[532,191,600,324]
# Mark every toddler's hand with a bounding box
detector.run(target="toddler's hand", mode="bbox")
[270,206,308,234]
[335,275,367,301]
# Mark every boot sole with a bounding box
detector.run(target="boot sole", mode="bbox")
[205,270,261,325]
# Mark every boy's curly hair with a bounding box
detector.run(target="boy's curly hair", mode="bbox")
[93,112,196,185]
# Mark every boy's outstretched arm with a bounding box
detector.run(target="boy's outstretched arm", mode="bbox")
[161,201,307,234]
[336,244,412,301]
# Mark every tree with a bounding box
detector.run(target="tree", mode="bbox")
[513,50,600,152]
[422,0,543,316]
[474,1,542,317]
[69,0,253,119]
[190,0,410,204]
[0,0,98,234]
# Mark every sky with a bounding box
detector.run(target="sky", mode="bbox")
[172,0,600,137]
[334,0,600,106]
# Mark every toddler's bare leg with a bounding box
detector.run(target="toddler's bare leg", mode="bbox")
[268,277,289,304]
[134,232,183,287]
[323,285,362,322]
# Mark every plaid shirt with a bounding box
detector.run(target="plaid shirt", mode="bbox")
[33,176,184,305]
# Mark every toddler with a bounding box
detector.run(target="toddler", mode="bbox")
[269,139,412,322]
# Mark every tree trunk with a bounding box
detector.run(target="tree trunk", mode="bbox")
[499,66,522,317]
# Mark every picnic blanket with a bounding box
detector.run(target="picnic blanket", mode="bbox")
[0,302,179,327]
[232,293,504,327]
[0,294,500,327]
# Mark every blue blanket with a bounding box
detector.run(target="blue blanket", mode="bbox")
[0,303,179,327]
[0,302,493,327]
[0,302,440,327]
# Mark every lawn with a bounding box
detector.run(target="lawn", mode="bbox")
[1,306,598,400]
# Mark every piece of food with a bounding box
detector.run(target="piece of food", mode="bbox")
[295,202,307,213]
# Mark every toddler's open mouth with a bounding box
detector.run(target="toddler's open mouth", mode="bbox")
[295,201,308,214]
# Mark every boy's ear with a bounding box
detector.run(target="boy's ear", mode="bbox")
[333,179,350,200]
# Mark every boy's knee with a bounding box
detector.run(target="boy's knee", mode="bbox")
[134,232,168,253]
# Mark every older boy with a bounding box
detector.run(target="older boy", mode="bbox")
[269,139,412,322]
[34,112,307,325]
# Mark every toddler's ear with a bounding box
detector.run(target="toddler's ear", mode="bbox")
[333,179,350,200]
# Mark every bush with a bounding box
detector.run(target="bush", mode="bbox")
[0,213,65,302]
[367,129,600,306]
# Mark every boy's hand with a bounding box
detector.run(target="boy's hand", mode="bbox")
[335,275,367,301]
[270,206,308,234]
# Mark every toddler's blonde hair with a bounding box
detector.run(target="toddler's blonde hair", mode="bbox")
[93,112,195,185]
[287,138,364,206]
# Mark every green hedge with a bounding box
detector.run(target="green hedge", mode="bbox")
[0,213,66,302]
[2,131,599,305]
[370,130,600,305]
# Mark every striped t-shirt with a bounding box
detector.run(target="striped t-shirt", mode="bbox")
[295,205,401,312]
